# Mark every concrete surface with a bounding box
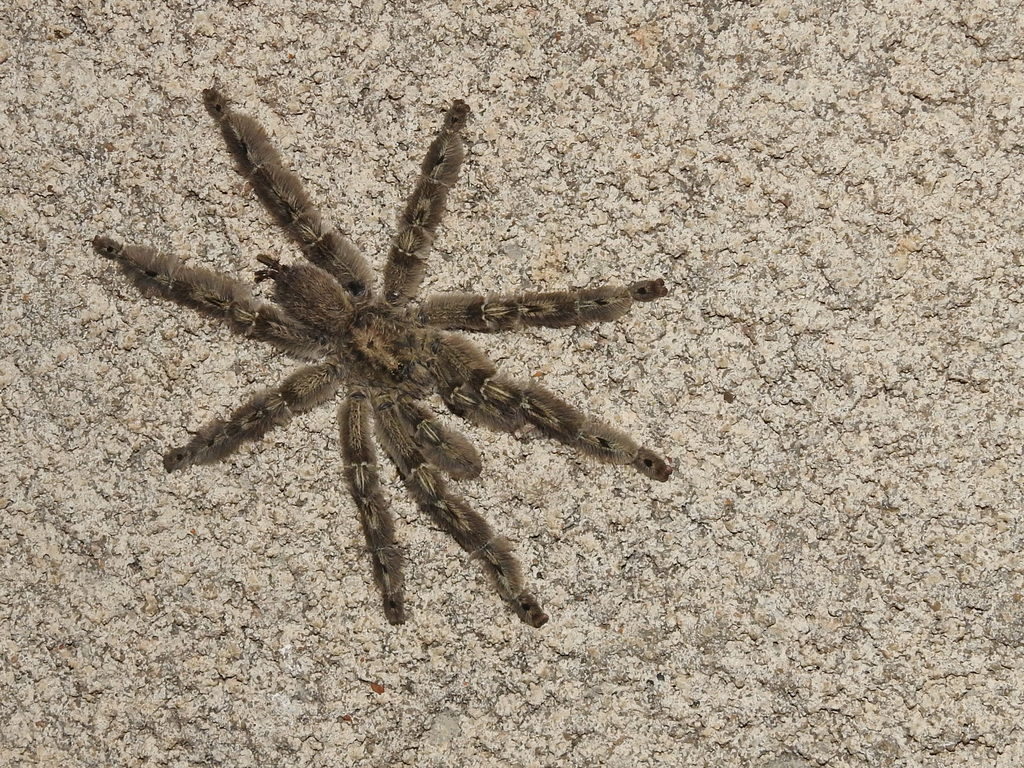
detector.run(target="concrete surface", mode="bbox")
[2,1,1022,765]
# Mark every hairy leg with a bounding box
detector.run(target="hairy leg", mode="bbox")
[383,100,470,306]
[164,359,344,471]
[428,332,672,482]
[94,236,328,360]
[338,391,405,624]
[203,88,374,298]
[418,279,668,332]
[372,389,548,627]
[392,397,481,480]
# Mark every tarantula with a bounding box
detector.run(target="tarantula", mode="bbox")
[94,88,672,628]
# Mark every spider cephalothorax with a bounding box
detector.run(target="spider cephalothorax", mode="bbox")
[95,87,672,627]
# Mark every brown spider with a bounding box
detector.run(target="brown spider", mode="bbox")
[94,88,672,627]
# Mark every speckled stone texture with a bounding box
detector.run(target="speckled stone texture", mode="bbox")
[2,1,1022,766]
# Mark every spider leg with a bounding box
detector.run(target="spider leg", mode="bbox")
[418,279,668,332]
[339,390,406,624]
[429,332,673,482]
[394,397,482,480]
[202,88,374,298]
[163,359,344,471]
[383,100,471,306]
[94,236,328,360]
[372,390,548,628]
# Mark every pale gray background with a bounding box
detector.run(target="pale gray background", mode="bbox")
[2,1,1023,766]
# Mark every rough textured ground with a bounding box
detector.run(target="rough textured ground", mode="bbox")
[2,1,1023,766]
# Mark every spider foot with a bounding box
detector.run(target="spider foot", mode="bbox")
[92,235,122,259]
[163,446,191,473]
[630,278,668,301]
[634,448,673,482]
[202,87,228,118]
[511,591,549,628]
[445,99,471,131]
[382,594,406,625]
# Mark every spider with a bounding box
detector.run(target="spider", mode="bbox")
[93,88,672,628]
